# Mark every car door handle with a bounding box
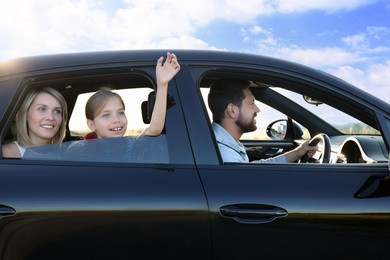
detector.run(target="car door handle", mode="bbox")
[354,174,390,198]
[220,204,288,224]
[0,205,16,219]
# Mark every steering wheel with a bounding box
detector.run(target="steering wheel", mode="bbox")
[299,133,331,163]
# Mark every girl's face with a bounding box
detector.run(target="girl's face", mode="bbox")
[87,96,128,138]
[27,92,63,146]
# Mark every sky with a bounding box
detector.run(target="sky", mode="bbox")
[1,0,390,103]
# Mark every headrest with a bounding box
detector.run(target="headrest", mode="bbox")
[141,91,176,124]
[142,91,156,124]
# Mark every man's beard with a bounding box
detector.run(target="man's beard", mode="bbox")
[236,113,257,133]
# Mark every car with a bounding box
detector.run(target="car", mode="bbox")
[0,49,389,259]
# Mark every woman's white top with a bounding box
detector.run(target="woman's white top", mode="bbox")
[14,141,26,157]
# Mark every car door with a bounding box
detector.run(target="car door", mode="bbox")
[198,163,390,259]
[177,65,390,259]
[0,66,212,259]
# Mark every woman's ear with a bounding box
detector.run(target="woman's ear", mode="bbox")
[87,119,96,131]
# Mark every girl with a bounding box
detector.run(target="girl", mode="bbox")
[85,52,180,138]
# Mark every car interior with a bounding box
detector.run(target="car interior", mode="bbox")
[2,69,170,163]
[2,67,388,165]
[199,71,387,164]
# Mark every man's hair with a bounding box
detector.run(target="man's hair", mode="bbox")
[208,79,251,123]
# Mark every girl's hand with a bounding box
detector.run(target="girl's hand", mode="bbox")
[156,52,181,86]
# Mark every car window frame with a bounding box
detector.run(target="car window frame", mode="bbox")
[193,65,388,166]
[0,65,195,165]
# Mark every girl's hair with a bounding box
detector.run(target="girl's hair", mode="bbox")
[16,87,68,147]
[85,87,125,120]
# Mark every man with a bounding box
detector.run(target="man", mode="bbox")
[208,79,318,163]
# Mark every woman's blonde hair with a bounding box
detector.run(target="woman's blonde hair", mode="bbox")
[16,87,68,147]
[85,87,125,120]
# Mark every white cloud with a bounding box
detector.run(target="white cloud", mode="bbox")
[0,0,113,57]
[341,26,390,52]
[328,61,390,103]
[268,0,377,13]
[330,66,368,88]
[127,35,218,50]
[0,0,220,60]
[367,60,390,89]
[249,25,271,35]
[367,26,390,40]
[342,33,368,48]
[257,45,390,102]
[1,0,383,61]
[0,0,388,104]
[286,47,366,67]
[255,44,366,68]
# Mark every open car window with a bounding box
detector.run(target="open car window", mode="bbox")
[201,86,380,141]
[2,70,179,164]
[200,88,290,140]
[270,87,380,136]
[25,86,170,163]
[199,72,386,164]
[69,88,153,138]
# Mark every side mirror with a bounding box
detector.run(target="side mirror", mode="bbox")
[141,91,176,124]
[355,174,390,198]
[266,120,288,140]
[266,119,304,140]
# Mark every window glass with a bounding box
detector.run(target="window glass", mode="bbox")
[23,135,169,163]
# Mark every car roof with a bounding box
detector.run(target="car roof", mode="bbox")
[1,49,388,112]
[0,49,321,78]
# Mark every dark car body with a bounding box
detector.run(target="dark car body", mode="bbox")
[0,50,389,259]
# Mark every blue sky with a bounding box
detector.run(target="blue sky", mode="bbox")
[1,0,389,102]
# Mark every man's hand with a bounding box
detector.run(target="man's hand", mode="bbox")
[284,141,319,163]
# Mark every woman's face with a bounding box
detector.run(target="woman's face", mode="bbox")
[87,96,128,138]
[27,92,63,146]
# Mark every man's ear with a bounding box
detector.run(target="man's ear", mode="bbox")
[87,119,96,131]
[226,103,239,119]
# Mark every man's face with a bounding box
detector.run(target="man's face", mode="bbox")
[235,88,260,133]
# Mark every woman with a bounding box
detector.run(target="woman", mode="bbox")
[2,87,68,158]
